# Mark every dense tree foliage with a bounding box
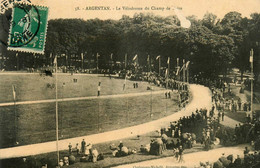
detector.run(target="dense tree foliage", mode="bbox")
[1,12,260,80]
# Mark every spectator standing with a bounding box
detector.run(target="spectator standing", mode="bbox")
[68,143,72,154]
[238,98,241,111]
[168,92,171,98]
[75,143,79,155]
[97,82,101,96]
[218,112,221,123]
[81,139,86,154]
[173,147,179,161]
[178,145,184,163]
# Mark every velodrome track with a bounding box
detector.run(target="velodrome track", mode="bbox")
[0,84,212,159]
[0,90,167,107]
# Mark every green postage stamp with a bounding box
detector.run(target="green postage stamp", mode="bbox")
[8,3,48,54]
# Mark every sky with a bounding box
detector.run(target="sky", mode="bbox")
[29,0,260,20]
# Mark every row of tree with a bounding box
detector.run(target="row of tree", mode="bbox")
[1,11,260,81]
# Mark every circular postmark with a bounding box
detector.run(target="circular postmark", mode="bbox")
[9,3,41,47]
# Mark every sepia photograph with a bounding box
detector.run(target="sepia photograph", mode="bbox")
[0,0,260,167]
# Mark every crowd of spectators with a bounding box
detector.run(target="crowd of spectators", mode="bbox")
[138,106,227,162]
[144,73,190,107]
[210,81,260,143]
[198,146,260,168]
[192,76,260,168]
[211,85,252,114]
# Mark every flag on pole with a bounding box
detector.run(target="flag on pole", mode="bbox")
[133,54,138,61]
[179,64,185,73]
[147,55,150,71]
[250,49,253,63]
[185,61,190,69]
[156,55,160,60]
[173,7,191,29]
[250,56,253,63]
[97,53,100,57]
[53,55,57,65]
[81,53,84,60]
[165,68,169,78]
[167,57,170,64]
[176,67,180,75]
[12,85,16,101]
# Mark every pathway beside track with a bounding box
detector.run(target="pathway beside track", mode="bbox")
[219,114,242,128]
[113,144,247,168]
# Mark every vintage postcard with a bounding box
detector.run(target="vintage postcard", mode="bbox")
[0,0,259,168]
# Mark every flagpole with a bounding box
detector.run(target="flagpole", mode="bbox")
[81,53,84,71]
[250,49,254,119]
[127,85,129,124]
[159,56,161,76]
[187,65,189,83]
[61,83,64,138]
[150,84,153,118]
[177,58,179,81]
[98,99,100,131]
[14,90,17,144]
[125,54,127,69]
[166,57,170,116]
[135,55,138,72]
[183,59,185,82]
[124,74,129,123]
[147,55,150,72]
[66,54,68,70]
[12,85,17,144]
[55,56,59,166]
[50,53,53,66]
[167,57,170,89]
[166,70,168,116]
[97,53,99,72]
[168,57,170,77]
[16,53,19,71]
[110,53,113,76]
[33,53,36,69]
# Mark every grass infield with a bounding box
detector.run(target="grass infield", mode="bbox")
[0,73,179,148]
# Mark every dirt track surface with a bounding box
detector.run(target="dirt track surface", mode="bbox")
[113,144,247,168]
